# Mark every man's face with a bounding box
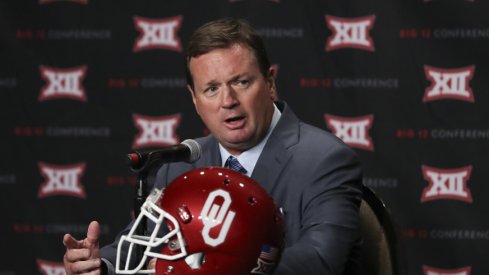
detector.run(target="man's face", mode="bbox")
[188,44,276,155]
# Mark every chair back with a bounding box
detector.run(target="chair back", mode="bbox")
[359,185,398,275]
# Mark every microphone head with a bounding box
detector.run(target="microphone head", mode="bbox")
[181,139,201,163]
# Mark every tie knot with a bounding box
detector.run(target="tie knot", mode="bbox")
[225,156,247,174]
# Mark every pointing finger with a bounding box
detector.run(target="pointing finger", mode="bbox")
[63,234,83,249]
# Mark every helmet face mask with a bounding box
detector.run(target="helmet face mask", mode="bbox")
[116,189,188,274]
[116,167,285,275]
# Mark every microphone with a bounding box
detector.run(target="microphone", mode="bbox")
[126,139,201,171]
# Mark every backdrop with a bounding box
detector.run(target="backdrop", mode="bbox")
[1,0,488,274]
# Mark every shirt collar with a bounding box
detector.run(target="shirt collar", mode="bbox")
[219,103,281,176]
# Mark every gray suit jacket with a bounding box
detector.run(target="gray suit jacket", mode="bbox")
[102,101,363,274]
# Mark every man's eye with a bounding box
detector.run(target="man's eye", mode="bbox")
[204,86,218,94]
[235,79,249,87]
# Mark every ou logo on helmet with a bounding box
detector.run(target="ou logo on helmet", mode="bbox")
[200,189,236,247]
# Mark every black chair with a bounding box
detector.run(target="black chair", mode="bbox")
[359,185,398,275]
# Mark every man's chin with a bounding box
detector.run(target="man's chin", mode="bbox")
[222,130,249,142]
[220,137,255,153]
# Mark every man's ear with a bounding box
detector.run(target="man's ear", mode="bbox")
[267,66,278,100]
[187,84,200,115]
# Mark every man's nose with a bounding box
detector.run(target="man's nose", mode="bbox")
[221,86,238,108]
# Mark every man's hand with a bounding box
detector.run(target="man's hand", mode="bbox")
[147,258,156,275]
[63,221,103,275]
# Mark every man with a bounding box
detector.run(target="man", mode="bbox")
[63,18,363,274]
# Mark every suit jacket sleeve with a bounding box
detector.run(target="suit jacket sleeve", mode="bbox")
[272,142,363,275]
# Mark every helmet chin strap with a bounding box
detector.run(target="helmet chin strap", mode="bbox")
[184,252,205,269]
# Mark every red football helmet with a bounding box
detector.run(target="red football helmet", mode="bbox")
[116,166,285,275]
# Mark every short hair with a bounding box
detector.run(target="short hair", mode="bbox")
[185,18,271,88]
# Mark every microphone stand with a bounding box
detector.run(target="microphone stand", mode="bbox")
[135,171,147,243]
[126,150,162,269]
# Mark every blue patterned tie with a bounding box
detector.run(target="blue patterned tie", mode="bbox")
[225,156,248,174]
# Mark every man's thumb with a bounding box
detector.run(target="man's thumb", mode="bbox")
[85,220,100,248]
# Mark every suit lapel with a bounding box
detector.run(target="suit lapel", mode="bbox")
[252,102,300,193]
[199,136,222,167]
